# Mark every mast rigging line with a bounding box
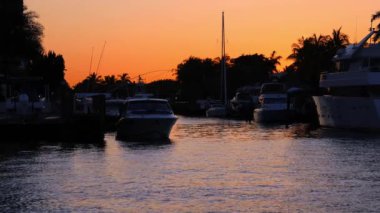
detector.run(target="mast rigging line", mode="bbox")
[96,41,107,75]
[89,46,94,75]
[130,69,174,80]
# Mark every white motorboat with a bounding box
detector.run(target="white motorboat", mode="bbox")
[312,29,380,129]
[254,83,290,123]
[116,97,177,140]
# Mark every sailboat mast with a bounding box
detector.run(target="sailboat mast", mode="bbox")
[221,11,224,101]
[222,12,227,105]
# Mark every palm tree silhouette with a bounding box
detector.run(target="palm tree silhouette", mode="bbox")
[117,73,131,84]
[287,29,350,88]
[330,27,349,48]
[269,51,282,73]
[103,75,116,86]
[86,72,102,92]
[372,11,380,42]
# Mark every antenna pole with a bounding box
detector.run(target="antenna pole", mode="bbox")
[355,17,358,44]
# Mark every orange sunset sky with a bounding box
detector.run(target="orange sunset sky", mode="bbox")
[24,0,380,86]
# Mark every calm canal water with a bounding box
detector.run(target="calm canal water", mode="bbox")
[0,116,380,212]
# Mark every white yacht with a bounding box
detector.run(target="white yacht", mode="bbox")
[313,29,380,129]
[116,97,177,140]
[254,83,290,123]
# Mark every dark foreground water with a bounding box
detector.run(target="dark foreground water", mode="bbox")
[0,116,380,212]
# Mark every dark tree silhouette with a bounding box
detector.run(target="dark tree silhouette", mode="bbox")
[287,28,350,90]
[330,27,349,48]
[269,51,282,73]
[112,73,132,97]
[30,51,68,98]
[85,72,103,92]
[102,75,117,87]
[229,53,277,96]
[1,4,44,68]
[20,8,44,58]
[117,73,131,84]
[279,65,299,86]
[372,11,380,42]
[73,72,134,97]
[146,79,179,99]
[175,56,219,101]
[73,72,103,92]
[174,53,279,102]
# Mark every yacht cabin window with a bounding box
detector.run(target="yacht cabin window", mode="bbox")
[370,58,380,71]
[127,101,172,114]
[361,58,380,71]
[335,60,350,72]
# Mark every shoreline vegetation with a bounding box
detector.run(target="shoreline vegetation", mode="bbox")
[1,2,380,117]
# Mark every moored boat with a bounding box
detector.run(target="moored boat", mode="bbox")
[254,83,290,123]
[116,97,177,140]
[206,12,228,118]
[206,102,227,117]
[312,28,380,129]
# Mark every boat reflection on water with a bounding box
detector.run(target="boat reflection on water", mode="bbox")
[116,138,173,150]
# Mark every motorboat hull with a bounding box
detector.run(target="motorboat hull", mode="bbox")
[253,87,290,123]
[206,106,227,118]
[116,115,177,140]
[254,108,290,123]
[313,96,380,129]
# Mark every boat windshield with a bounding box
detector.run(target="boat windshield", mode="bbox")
[263,98,287,104]
[127,101,172,114]
[106,101,123,107]
[236,93,251,100]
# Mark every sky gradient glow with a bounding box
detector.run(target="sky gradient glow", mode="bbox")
[24,0,380,86]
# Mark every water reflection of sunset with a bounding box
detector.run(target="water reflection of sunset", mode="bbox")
[25,0,378,86]
[1,116,379,211]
